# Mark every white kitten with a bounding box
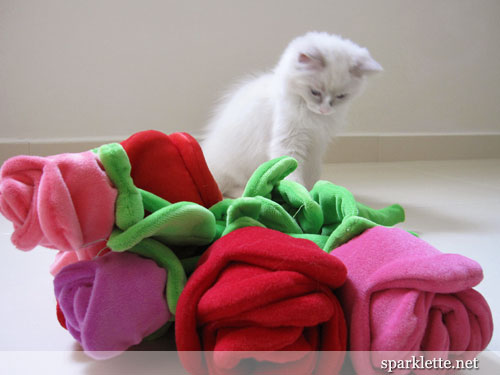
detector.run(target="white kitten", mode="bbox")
[202,32,382,197]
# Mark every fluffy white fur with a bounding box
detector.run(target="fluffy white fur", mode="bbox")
[202,32,382,197]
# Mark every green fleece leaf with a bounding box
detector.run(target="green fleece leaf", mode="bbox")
[222,216,266,237]
[140,188,171,212]
[253,196,303,234]
[288,233,329,249]
[243,156,297,198]
[356,202,405,226]
[210,157,407,250]
[209,198,235,221]
[310,181,358,232]
[98,143,144,229]
[275,179,323,234]
[107,202,216,251]
[323,216,378,252]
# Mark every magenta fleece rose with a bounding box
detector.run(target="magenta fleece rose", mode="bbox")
[0,151,117,251]
[54,251,171,359]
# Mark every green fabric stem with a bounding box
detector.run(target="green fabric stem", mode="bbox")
[356,202,405,226]
[140,188,171,212]
[209,198,234,221]
[213,156,407,252]
[288,233,329,249]
[180,256,202,275]
[226,197,262,224]
[209,199,236,239]
[323,216,378,253]
[243,156,298,198]
[275,179,323,234]
[253,196,303,234]
[214,222,226,240]
[222,216,266,237]
[98,143,144,230]
[107,201,216,251]
[310,180,358,231]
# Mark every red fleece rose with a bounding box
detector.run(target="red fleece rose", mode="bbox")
[121,130,222,208]
[175,227,348,375]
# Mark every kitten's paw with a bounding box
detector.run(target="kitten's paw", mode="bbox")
[223,185,245,199]
[285,171,307,188]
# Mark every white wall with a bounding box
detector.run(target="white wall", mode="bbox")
[1,0,500,142]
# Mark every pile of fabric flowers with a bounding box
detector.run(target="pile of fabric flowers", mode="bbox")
[0,130,493,374]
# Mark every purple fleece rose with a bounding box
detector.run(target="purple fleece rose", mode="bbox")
[54,251,170,359]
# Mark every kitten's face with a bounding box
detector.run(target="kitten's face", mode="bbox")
[280,33,382,116]
[290,52,376,116]
[297,66,362,116]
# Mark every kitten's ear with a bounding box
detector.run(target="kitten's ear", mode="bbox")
[297,50,325,70]
[350,55,383,77]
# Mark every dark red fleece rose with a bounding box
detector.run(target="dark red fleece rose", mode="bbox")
[120,130,222,208]
[175,226,348,375]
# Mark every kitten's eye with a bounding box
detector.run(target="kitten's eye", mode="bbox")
[311,89,321,97]
[336,94,347,99]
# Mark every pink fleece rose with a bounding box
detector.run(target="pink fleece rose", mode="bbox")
[333,226,493,374]
[0,151,117,251]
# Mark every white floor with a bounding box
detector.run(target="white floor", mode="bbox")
[1,159,499,373]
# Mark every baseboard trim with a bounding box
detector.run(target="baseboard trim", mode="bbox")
[1,134,500,165]
[324,133,500,163]
[0,140,120,165]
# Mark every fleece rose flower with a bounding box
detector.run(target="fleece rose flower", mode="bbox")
[54,251,170,359]
[175,227,348,375]
[0,151,117,251]
[334,226,494,374]
[121,130,222,208]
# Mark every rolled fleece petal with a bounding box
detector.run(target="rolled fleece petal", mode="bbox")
[121,130,222,208]
[175,226,348,375]
[54,251,170,359]
[0,151,117,251]
[333,226,493,374]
